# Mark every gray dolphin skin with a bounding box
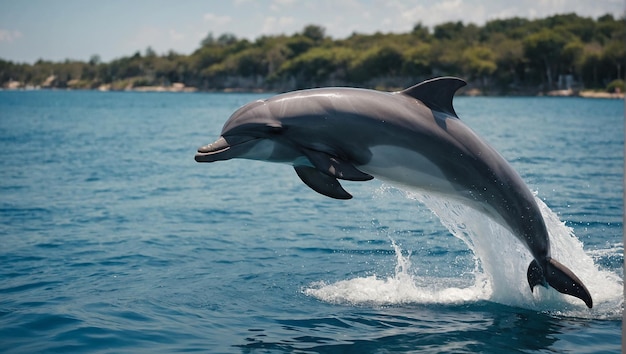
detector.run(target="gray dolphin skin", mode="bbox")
[194,77,593,308]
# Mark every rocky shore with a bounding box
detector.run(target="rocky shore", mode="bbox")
[2,76,624,99]
[546,88,624,99]
[98,82,198,93]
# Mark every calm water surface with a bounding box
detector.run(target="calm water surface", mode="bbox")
[0,90,623,353]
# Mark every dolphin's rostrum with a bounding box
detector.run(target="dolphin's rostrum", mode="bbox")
[195,77,593,308]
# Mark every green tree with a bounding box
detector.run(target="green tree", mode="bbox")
[349,45,403,83]
[200,32,216,47]
[402,43,432,77]
[278,47,354,88]
[603,17,626,80]
[217,33,238,46]
[482,17,531,40]
[2,12,625,92]
[578,43,603,87]
[433,21,464,40]
[562,39,584,78]
[285,36,315,58]
[145,46,157,57]
[487,34,525,87]
[429,39,463,76]
[301,24,326,43]
[523,28,571,89]
[462,46,497,85]
[411,23,430,41]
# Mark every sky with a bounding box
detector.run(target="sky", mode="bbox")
[0,0,624,64]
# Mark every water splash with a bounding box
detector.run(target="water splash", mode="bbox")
[304,187,623,318]
[304,237,491,306]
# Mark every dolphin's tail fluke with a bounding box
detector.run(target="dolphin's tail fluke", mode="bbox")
[527,258,593,308]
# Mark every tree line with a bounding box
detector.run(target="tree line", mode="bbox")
[1,12,624,94]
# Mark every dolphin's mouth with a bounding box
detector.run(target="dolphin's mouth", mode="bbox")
[194,136,259,162]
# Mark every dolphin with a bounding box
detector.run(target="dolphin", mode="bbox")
[194,77,593,308]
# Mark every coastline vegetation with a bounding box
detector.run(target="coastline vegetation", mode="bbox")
[1,13,624,95]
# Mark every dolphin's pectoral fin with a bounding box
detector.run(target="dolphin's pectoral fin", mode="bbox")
[302,149,373,181]
[527,258,593,308]
[294,166,353,200]
[399,77,466,118]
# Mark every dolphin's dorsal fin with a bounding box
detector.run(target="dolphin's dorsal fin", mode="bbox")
[399,77,466,118]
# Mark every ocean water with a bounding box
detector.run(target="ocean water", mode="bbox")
[0,90,623,353]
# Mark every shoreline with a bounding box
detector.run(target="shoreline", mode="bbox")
[544,88,625,99]
[1,84,624,99]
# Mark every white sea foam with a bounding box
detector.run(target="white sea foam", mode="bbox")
[304,239,491,306]
[303,187,623,318]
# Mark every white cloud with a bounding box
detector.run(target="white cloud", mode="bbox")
[406,0,486,27]
[434,0,463,12]
[203,13,233,26]
[270,0,296,11]
[233,0,255,6]
[262,16,296,34]
[0,29,23,43]
[399,4,429,28]
[169,29,185,42]
[126,26,161,50]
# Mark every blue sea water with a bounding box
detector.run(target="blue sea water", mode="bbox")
[0,89,623,353]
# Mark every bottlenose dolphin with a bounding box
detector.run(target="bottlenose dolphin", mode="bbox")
[194,77,593,308]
